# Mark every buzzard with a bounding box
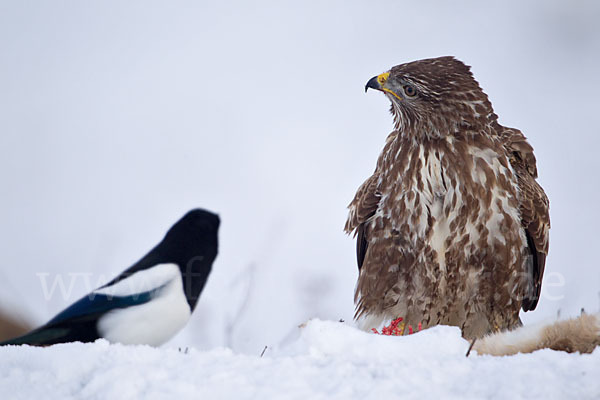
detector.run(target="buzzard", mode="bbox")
[345,56,550,339]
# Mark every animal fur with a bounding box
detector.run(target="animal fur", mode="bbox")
[0,311,31,342]
[473,312,600,356]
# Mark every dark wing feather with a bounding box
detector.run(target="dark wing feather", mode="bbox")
[503,128,550,311]
[46,291,157,326]
[356,223,369,271]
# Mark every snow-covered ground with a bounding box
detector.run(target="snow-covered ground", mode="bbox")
[1,320,599,400]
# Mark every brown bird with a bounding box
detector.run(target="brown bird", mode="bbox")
[345,56,550,339]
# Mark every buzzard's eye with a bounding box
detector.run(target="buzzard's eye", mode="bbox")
[403,84,417,97]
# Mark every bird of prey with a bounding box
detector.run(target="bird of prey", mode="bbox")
[1,209,219,346]
[345,56,550,339]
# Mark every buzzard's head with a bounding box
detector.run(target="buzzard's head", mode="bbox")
[366,56,497,137]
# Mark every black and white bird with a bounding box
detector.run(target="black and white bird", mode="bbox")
[0,209,219,346]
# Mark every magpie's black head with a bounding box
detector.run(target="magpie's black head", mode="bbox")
[159,208,220,268]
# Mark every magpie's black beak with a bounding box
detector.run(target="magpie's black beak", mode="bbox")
[365,76,381,92]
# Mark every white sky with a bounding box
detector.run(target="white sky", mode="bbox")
[1,0,599,353]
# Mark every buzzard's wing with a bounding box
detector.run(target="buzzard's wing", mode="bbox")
[504,128,550,311]
[345,132,398,271]
[345,174,381,271]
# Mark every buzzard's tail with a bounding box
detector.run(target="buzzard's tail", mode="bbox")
[473,312,600,356]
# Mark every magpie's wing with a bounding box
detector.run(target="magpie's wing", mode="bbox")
[48,290,158,325]
[0,290,158,346]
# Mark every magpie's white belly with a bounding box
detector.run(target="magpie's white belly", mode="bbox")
[96,264,191,346]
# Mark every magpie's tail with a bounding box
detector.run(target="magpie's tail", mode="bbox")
[0,326,72,346]
[473,312,600,356]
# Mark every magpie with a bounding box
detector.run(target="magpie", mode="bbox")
[0,209,219,346]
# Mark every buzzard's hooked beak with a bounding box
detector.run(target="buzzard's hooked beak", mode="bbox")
[365,72,389,92]
[365,75,383,92]
[365,72,402,100]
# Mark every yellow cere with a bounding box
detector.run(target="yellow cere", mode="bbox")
[376,72,390,85]
[377,72,403,101]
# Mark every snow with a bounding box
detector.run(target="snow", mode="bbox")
[1,320,599,400]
